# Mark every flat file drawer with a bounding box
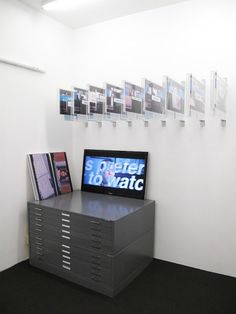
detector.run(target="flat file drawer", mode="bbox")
[30,245,112,287]
[29,206,114,253]
[29,205,58,221]
[29,212,112,236]
[29,223,113,253]
[30,259,115,297]
[29,204,112,230]
[30,238,112,268]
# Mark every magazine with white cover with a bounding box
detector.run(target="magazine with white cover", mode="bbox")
[27,155,39,201]
[28,153,57,200]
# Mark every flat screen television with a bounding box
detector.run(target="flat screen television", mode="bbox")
[81,150,148,199]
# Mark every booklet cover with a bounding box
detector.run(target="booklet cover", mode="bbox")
[165,77,185,114]
[59,89,73,115]
[89,85,105,114]
[124,82,143,114]
[27,153,57,201]
[189,75,205,114]
[50,152,73,194]
[27,152,73,200]
[73,87,88,115]
[144,79,164,114]
[105,83,123,114]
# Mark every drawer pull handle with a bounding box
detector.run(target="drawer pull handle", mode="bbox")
[61,213,70,217]
[62,260,71,265]
[91,234,102,238]
[35,217,42,222]
[62,250,70,254]
[35,236,42,241]
[35,213,42,216]
[91,245,101,250]
[62,230,70,234]
[62,244,70,249]
[91,266,102,271]
[36,246,43,250]
[35,223,42,227]
[62,265,71,271]
[90,227,102,232]
[62,255,71,260]
[36,251,43,256]
[62,235,70,240]
[35,242,43,246]
[91,240,101,244]
[91,272,101,277]
[91,261,101,266]
[91,277,101,282]
[62,219,70,223]
[90,220,101,225]
[36,228,42,232]
[35,207,43,211]
[62,224,70,229]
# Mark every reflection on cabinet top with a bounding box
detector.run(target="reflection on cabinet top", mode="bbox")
[28,190,155,221]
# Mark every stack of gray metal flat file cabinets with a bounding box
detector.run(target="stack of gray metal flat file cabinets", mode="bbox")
[28,190,155,297]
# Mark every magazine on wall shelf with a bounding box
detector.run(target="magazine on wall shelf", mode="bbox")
[124,81,144,114]
[59,89,73,116]
[88,85,105,115]
[73,87,88,115]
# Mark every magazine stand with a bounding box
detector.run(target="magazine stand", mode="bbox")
[74,113,89,127]
[103,113,122,127]
[166,111,186,127]
[120,112,133,127]
[87,113,104,127]
[142,111,167,127]
[63,115,75,122]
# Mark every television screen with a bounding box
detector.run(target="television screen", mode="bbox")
[81,150,148,199]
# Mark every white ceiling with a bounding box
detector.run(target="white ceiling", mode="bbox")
[19,0,189,29]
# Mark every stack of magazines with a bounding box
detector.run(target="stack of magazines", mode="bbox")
[27,152,73,201]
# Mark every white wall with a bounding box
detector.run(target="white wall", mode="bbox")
[72,0,236,277]
[1,0,236,278]
[0,0,74,271]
